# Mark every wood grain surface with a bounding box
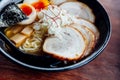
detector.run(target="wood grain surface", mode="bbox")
[0,0,120,80]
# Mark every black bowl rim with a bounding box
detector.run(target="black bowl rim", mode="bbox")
[0,0,111,71]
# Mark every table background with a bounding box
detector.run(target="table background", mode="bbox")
[0,0,120,80]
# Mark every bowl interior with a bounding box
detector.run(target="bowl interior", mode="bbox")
[0,0,111,71]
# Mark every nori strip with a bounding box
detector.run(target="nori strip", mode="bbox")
[0,3,27,27]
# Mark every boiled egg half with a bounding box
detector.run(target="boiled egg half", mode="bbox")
[18,3,37,25]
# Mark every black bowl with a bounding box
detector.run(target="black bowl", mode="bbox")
[0,0,111,71]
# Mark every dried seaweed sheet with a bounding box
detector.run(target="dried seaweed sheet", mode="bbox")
[0,3,27,27]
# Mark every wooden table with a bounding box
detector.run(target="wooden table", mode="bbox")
[0,0,120,80]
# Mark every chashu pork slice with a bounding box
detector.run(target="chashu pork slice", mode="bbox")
[59,2,95,23]
[43,27,87,61]
[83,26,96,56]
[70,24,96,56]
[73,18,99,41]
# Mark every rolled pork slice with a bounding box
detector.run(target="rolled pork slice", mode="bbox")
[43,27,87,61]
[71,24,96,56]
[59,2,95,23]
[72,18,99,41]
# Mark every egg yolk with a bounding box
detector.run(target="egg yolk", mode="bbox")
[20,5,32,16]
